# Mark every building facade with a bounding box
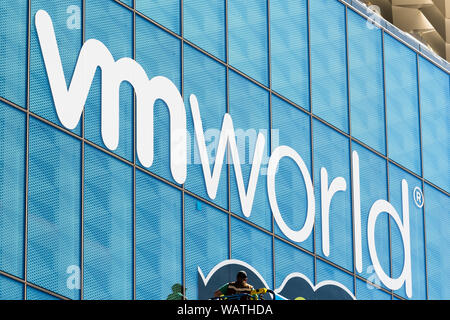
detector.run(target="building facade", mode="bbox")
[0,0,448,300]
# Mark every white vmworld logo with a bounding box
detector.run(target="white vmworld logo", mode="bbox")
[35,10,412,297]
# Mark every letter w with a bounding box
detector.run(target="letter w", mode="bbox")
[35,10,187,183]
[189,95,265,217]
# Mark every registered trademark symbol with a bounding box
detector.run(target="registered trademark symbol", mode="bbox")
[413,187,424,208]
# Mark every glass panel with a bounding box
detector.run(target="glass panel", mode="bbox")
[316,259,354,297]
[26,286,59,300]
[0,102,26,278]
[27,118,81,300]
[0,275,23,300]
[356,278,391,300]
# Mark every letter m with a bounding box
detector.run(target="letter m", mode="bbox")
[35,10,187,183]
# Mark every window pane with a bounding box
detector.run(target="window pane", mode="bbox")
[27,118,81,300]
[136,0,180,34]
[0,275,23,300]
[316,259,354,297]
[356,278,391,300]
[26,286,59,300]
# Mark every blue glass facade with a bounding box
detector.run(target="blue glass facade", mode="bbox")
[0,0,448,300]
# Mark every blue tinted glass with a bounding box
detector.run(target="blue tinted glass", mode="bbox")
[352,143,390,288]
[136,171,182,300]
[272,97,312,251]
[0,102,26,278]
[85,0,133,162]
[136,0,180,34]
[184,45,227,210]
[231,218,273,288]
[0,1,27,107]
[229,71,271,230]
[424,184,450,299]
[274,239,314,289]
[419,57,449,192]
[228,0,268,85]
[316,259,354,297]
[310,0,348,132]
[389,163,426,299]
[0,275,23,300]
[136,16,181,184]
[27,118,81,300]
[117,0,133,7]
[83,145,133,300]
[348,10,385,154]
[185,195,228,300]
[30,0,82,135]
[384,34,421,175]
[356,278,391,300]
[184,0,225,61]
[26,286,59,300]
[270,0,309,110]
[314,120,352,271]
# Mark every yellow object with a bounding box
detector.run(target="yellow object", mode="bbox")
[295,297,306,300]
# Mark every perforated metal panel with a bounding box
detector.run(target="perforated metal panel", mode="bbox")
[389,163,426,300]
[272,96,313,251]
[0,275,23,300]
[0,102,26,279]
[316,259,353,295]
[185,195,228,300]
[135,15,181,184]
[356,278,391,300]
[27,118,81,300]
[136,0,180,34]
[83,145,133,300]
[184,0,225,61]
[0,1,27,107]
[424,184,450,299]
[314,120,352,271]
[228,0,269,86]
[30,0,82,135]
[184,44,228,210]
[352,143,389,289]
[270,0,309,110]
[348,10,385,155]
[26,286,59,300]
[231,217,273,289]
[384,34,421,175]
[229,70,271,231]
[419,57,450,192]
[310,0,348,132]
[84,0,133,162]
[136,171,182,300]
